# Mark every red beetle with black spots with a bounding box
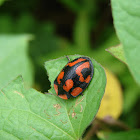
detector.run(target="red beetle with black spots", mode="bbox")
[54,56,94,99]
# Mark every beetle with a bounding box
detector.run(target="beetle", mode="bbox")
[54,56,94,99]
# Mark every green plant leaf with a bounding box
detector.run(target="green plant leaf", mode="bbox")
[106,44,127,64]
[111,0,140,85]
[104,129,140,140]
[0,55,106,139]
[45,55,106,139]
[0,35,34,89]
[0,76,76,140]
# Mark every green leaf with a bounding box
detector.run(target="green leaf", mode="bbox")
[111,0,140,85]
[0,55,106,139]
[45,55,106,139]
[104,130,140,140]
[106,44,127,64]
[1,76,77,140]
[0,35,34,89]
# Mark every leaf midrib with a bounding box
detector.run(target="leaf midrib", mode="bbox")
[5,108,76,140]
[1,88,77,139]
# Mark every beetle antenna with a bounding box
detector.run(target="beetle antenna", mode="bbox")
[66,55,70,62]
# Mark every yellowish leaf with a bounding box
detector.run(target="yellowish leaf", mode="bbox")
[96,69,123,119]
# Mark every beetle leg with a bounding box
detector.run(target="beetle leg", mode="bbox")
[44,92,57,97]
[66,93,71,99]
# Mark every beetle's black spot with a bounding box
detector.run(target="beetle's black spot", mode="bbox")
[81,68,91,79]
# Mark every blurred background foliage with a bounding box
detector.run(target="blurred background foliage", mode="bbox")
[0,0,140,139]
